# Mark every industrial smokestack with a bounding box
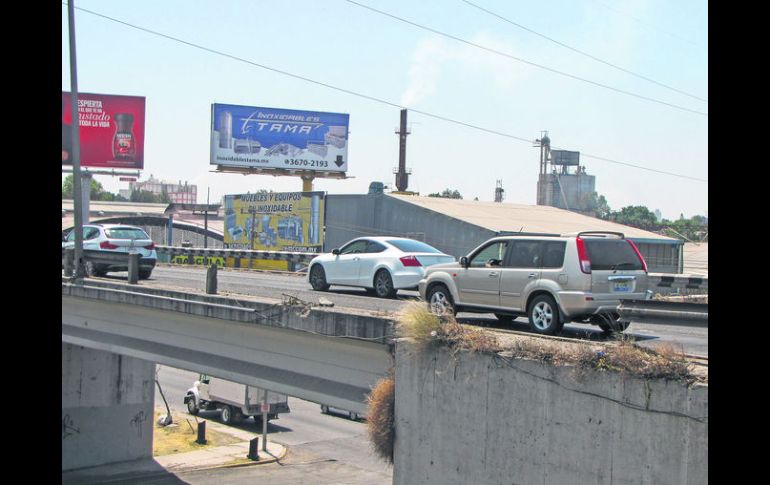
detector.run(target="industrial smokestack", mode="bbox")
[395,109,410,192]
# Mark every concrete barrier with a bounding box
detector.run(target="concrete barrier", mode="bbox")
[393,343,707,484]
[649,273,708,295]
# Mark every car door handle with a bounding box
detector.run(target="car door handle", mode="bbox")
[528,273,537,278]
[488,272,498,277]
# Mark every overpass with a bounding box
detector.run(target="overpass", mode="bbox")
[62,278,394,471]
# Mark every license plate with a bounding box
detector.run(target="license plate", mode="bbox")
[612,281,631,292]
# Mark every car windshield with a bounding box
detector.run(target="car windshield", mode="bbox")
[385,239,442,253]
[105,228,149,240]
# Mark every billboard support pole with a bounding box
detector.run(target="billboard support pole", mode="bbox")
[67,0,84,278]
[301,175,314,192]
[80,172,92,224]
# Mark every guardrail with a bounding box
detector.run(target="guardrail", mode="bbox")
[648,273,708,295]
[618,299,708,328]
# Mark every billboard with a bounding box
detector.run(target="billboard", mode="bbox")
[550,150,580,166]
[62,92,146,169]
[210,104,349,173]
[223,191,325,253]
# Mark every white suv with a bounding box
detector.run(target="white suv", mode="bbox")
[62,224,158,279]
[418,232,650,335]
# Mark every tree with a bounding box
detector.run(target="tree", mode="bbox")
[575,192,611,219]
[427,188,462,199]
[609,206,658,231]
[62,174,115,201]
[130,189,162,203]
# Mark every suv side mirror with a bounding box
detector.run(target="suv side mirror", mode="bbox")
[331,248,340,255]
[460,256,469,268]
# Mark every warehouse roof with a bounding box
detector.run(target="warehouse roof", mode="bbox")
[387,194,679,243]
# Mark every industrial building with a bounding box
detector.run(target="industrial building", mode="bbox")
[325,194,683,274]
[119,175,198,204]
[535,133,596,212]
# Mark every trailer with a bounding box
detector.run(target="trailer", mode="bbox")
[184,374,290,425]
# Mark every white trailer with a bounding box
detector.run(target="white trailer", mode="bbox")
[184,374,290,425]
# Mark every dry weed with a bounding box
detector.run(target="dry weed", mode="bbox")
[366,375,395,464]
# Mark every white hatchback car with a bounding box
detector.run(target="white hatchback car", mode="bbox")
[308,237,455,298]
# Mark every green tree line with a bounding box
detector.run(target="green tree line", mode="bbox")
[61,175,170,204]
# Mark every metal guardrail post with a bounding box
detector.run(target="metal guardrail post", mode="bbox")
[127,253,140,284]
[64,248,75,276]
[206,263,218,295]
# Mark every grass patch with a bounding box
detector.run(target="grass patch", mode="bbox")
[366,374,395,464]
[396,301,500,354]
[152,410,242,457]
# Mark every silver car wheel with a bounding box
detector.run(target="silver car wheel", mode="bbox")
[531,301,554,330]
[429,291,450,315]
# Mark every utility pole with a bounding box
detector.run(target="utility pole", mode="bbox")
[249,207,257,250]
[204,187,210,249]
[67,0,85,277]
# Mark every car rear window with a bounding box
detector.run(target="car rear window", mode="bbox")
[105,228,150,240]
[385,239,441,253]
[584,239,643,270]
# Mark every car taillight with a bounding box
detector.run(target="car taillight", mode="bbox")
[144,242,155,250]
[100,241,118,250]
[399,255,422,267]
[627,240,648,273]
[575,237,591,273]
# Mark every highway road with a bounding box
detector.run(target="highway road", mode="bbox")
[154,365,393,483]
[117,264,707,357]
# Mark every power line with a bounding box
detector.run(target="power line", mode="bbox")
[66,4,707,183]
[460,0,707,103]
[344,0,707,117]
[590,0,704,49]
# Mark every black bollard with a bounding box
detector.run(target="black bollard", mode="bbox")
[196,421,207,444]
[247,437,260,460]
[64,248,74,276]
[206,263,218,295]
[127,253,140,284]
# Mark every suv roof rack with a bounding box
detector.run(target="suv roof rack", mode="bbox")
[496,231,561,237]
[571,231,625,239]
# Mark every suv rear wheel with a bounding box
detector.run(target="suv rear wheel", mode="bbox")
[593,312,630,333]
[527,294,564,335]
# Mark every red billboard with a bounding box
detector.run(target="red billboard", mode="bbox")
[62,92,146,169]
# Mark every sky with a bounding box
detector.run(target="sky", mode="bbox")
[61,0,707,220]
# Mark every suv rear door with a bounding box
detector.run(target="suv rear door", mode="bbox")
[499,240,542,311]
[583,238,648,299]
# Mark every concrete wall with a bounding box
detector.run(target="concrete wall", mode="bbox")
[325,194,495,258]
[394,344,708,484]
[62,344,155,471]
